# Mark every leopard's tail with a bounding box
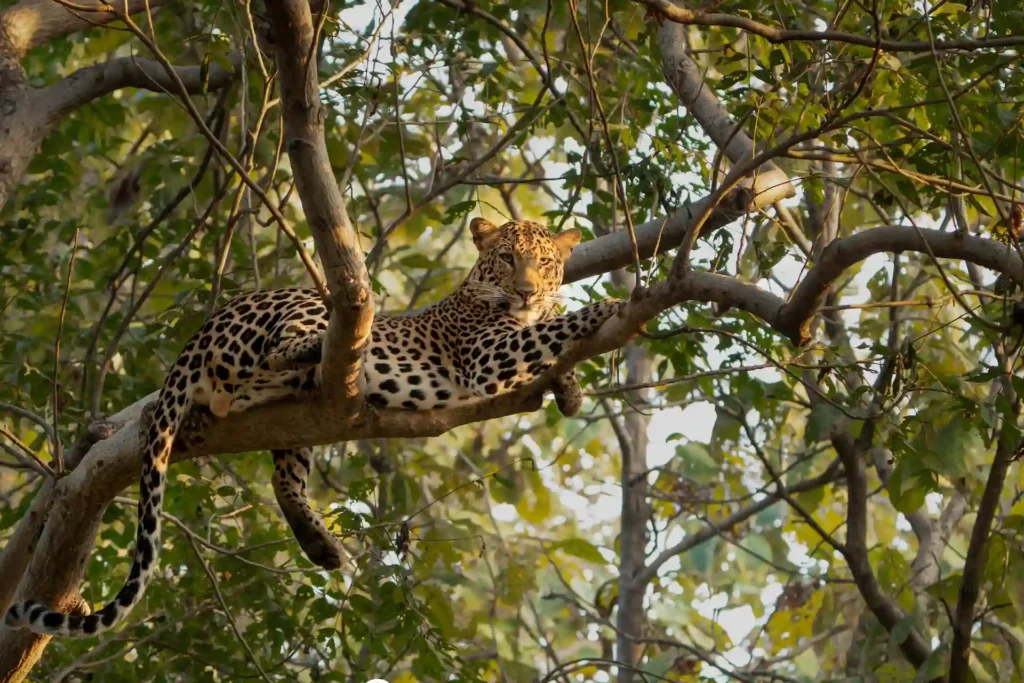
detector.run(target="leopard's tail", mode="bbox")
[4,382,189,637]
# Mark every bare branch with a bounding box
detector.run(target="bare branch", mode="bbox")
[51,229,79,475]
[0,426,56,478]
[0,403,55,446]
[658,20,791,183]
[563,174,793,284]
[183,531,271,681]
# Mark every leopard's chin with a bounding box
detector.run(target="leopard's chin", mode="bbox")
[510,306,545,325]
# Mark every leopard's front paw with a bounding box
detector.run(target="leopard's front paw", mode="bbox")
[596,299,628,325]
[551,372,583,417]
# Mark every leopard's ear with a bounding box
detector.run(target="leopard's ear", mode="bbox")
[471,217,502,251]
[553,228,582,259]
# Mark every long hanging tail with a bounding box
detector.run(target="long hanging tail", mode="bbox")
[4,383,190,638]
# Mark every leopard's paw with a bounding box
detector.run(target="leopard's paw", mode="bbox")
[551,372,583,417]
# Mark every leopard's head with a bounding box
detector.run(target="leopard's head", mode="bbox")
[463,218,581,323]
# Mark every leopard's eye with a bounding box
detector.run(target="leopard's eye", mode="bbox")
[499,252,514,264]
[539,257,553,266]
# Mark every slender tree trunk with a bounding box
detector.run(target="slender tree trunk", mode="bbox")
[602,244,652,682]
[615,339,651,683]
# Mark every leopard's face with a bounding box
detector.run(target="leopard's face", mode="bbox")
[465,219,582,323]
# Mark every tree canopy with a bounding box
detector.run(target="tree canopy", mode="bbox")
[2,0,1024,681]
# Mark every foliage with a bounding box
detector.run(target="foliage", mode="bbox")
[2,0,1024,681]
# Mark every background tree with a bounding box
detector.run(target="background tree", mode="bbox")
[1,0,1023,681]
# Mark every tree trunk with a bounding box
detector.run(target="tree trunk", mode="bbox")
[615,339,652,683]
[0,41,48,215]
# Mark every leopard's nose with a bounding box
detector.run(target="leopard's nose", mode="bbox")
[516,285,536,302]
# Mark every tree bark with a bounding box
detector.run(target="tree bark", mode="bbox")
[949,408,1020,681]
[614,341,651,683]
[832,427,933,669]
[0,0,172,58]
[0,36,41,218]
[264,0,373,408]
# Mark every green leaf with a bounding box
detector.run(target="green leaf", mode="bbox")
[400,254,437,269]
[554,538,607,565]
[886,458,935,514]
[442,200,476,224]
[738,534,773,568]
[805,402,840,444]
[643,650,677,678]
[673,443,719,484]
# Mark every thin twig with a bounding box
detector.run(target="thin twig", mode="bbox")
[183,531,272,682]
[51,228,79,475]
[0,425,57,478]
[0,403,57,447]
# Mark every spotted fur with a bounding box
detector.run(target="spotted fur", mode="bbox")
[3,219,622,637]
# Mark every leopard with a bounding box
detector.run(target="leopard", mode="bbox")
[4,217,624,638]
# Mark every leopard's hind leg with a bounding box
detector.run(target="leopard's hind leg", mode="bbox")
[271,448,345,570]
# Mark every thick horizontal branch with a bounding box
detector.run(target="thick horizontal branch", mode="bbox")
[0,0,171,59]
[567,223,1024,354]
[637,0,1024,53]
[41,54,241,117]
[777,226,1024,345]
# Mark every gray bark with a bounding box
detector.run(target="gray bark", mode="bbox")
[614,340,651,683]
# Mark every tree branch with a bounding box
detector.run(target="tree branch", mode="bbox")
[636,0,1024,54]
[831,425,932,669]
[40,54,241,117]
[264,0,372,408]
[0,0,171,59]
[563,175,793,284]
[778,226,1024,345]
[949,407,1020,681]
[658,20,790,181]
